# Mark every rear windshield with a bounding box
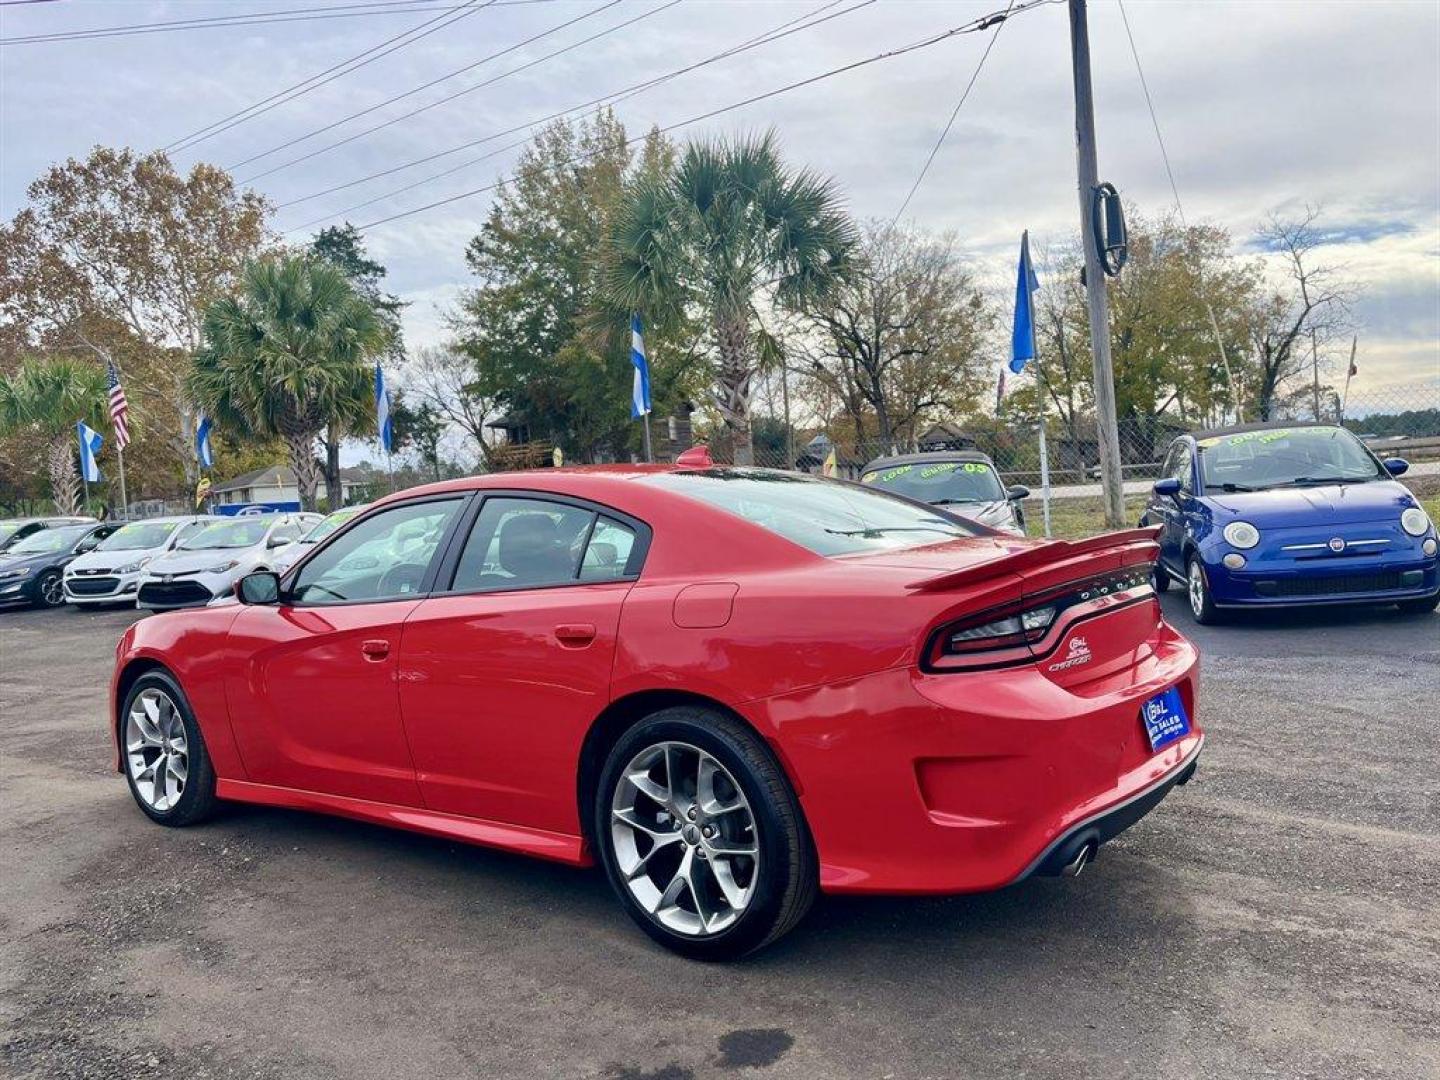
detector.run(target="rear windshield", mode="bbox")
[180,518,269,550]
[98,521,178,551]
[639,469,982,556]
[861,460,1005,504]
[1196,425,1384,491]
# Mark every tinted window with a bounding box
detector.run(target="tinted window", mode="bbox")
[292,499,460,604]
[452,497,595,592]
[580,517,638,582]
[303,506,364,544]
[639,469,981,556]
[861,460,1005,504]
[1196,426,1384,491]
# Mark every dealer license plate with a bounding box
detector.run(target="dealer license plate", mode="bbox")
[1141,686,1189,753]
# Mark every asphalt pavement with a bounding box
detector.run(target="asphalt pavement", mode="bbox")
[1,596,1436,1080]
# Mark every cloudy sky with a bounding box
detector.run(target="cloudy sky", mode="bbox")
[3,0,1437,404]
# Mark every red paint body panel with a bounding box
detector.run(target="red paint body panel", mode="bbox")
[111,467,1205,898]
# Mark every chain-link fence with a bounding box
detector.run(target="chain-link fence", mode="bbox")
[732,379,1440,491]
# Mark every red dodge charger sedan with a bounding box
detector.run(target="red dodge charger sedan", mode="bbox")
[111,457,1203,959]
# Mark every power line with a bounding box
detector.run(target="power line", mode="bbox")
[0,0,558,46]
[234,0,674,180]
[341,0,1054,233]
[277,0,866,219]
[164,0,492,155]
[1116,0,1241,417]
[890,0,1024,226]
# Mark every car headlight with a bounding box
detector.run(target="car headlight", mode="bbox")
[1400,507,1430,537]
[0,565,32,580]
[1222,521,1260,549]
[204,560,240,574]
[116,556,152,574]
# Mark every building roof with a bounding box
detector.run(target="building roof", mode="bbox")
[211,464,371,493]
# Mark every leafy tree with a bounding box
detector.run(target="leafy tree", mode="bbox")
[607,131,855,464]
[191,255,390,510]
[0,147,271,488]
[454,112,700,463]
[309,223,405,505]
[794,221,992,448]
[0,357,107,514]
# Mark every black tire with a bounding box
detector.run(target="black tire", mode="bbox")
[1397,591,1439,615]
[34,569,65,608]
[593,706,817,961]
[1152,561,1170,594]
[120,670,219,827]
[1185,555,1223,625]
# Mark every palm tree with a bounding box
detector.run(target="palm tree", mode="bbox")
[0,357,108,514]
[606,132,855,464]
[192,254,390,510]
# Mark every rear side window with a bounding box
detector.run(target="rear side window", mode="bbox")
[639,469,981,556]
[451,497,644,592]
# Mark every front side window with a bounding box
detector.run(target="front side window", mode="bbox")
[291,499,461,604]
[639,469,982,556]
[860,460,1006,505]
[452,497,595,592]
[1196,425,1384,492]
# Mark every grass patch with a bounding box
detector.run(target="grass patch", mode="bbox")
[1028,496,1142,540]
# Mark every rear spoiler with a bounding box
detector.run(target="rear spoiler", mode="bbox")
[906,526,1161,593]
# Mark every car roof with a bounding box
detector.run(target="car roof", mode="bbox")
[0,515,94,525]
[1187,420,1339,441]
[860,450,996,473]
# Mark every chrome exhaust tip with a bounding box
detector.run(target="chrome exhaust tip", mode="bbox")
[1060,842,1094,878]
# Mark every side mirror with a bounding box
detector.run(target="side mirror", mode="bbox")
[267,535,291,548]
[1153,477,1182,498]
[236,570,281,605]
[1006,485,1030,501]
[1384,458,1409,476]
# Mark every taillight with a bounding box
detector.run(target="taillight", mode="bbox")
[923,564,1153,672]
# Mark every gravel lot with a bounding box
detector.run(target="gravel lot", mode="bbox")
[2,595,1437,1080]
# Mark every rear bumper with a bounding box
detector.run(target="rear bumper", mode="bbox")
[749,619,1203,895]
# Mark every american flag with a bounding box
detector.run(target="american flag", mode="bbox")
[106,361,130,450]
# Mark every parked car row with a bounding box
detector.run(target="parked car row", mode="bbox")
[0,509,365,611]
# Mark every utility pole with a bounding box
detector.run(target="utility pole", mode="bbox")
[1068,0,1126,530]
[1309,328,1322,420]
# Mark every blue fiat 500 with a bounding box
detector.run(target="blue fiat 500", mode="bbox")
[1141,422,1439,623]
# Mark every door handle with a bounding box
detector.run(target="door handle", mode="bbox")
[554,623,596,646]
[361,639,391,660]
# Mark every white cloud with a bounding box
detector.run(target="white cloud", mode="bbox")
[4,0,1437,394]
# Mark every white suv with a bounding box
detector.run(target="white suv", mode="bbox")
[64,515,213,606]
[136,513,319,610]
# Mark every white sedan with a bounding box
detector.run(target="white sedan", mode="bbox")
[136,513,319,610]
[64,515,212,606]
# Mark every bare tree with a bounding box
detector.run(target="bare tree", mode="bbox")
[1247,207,1354,420]
[794,222,992,448]
[405,344,500,469]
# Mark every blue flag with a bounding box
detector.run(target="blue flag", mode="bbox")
[630,314,652,419]
[76,421,102,483]
[1010,230,1040,374]
[196,414,215,469]
[375,364,393,454]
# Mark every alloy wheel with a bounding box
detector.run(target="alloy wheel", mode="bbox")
[1188,561,1206,619]
[39,572,64,607]
[125,688,190,813]
[610,741,759,937]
